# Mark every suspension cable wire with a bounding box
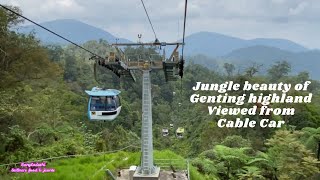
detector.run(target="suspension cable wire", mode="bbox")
[140,0,158,40]
[177,19,180,42]
[181,0,188,59]
[0,144,140,167]
[180,0,188,97]
[0,4,105,60]
[179,0,188,110]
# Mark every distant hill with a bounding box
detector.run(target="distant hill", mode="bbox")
[15,19,319,79]
[222,45,320,79]
[183,31,308,57]
[16,20,309,57]
[16,19,131,44]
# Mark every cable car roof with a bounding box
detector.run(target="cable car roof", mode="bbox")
[85,87,121,96]
[176,127,184,133]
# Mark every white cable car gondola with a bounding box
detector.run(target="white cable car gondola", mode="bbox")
[162,128,169,137]
[176,127,185,138]
[85,87,121,121]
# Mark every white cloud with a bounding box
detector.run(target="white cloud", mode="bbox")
[38,0,84,15]
[289,1,309,15]
[272,0,288,4]
[57,0,75,7]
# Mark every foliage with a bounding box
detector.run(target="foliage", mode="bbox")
[301,127,320,154]
[267,61,291,80]
[221,135,251,148]
[266,130,320,179]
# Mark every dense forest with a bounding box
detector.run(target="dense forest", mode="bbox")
[1,6,320,180]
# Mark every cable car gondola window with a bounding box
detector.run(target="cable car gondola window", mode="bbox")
[90,96,120,111]
[85,87,122,121]
[114,95,121,107]
[106,97,116,111]
[90,96,108,111]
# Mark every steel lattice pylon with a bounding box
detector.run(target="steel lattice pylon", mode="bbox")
[140,70,156,175]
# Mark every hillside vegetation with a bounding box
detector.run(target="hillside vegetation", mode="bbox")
[5,150,204,180]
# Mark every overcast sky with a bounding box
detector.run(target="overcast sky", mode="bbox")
[2,0,320,49]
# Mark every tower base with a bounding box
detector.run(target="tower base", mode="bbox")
[133,167,160,180]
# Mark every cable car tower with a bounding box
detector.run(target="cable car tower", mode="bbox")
[97,0,188,177]
[92,39,184,178]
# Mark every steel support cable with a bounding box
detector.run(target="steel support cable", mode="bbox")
[178,0,188,98]
[179,0,188,116]
[140,0,158,40]
[0,4,105,60]
[181,0,188,59]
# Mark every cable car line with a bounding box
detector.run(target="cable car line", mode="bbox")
[177,0,188,78]
[181,0,188,60]
[0,4,105,60]
[140,0,158,41]
[176,0,188,139]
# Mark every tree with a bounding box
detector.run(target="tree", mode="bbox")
[267,61,291,80]
[237,166,264,180]
[296,71,310,83]
[245,63,262,77]
[213,145,251,179]
[0,5,23,34]
[45,44,64,63]
[301,127,320,155]
[266,130,319,179]
[223,63,235,77]
[0,125,34,164]
[64,54,78,82]
[0,6,61,88]
[221,135,251,148]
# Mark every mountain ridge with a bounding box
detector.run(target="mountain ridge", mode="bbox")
[183,31,308,57]
[16,19,310,57]
[16,19,131,45]
[221,45,320,79]
[16,19,320,79]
